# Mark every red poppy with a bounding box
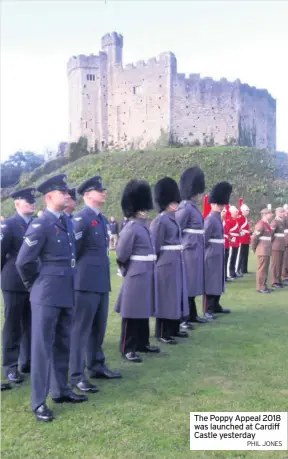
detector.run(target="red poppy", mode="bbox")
[92,220,98,226]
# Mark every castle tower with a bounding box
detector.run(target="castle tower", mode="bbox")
[67,53,108,150]
[101,32,123,147]
[101,32,123,68]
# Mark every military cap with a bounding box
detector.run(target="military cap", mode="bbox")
[208,181,233,205]
[154,177,181,212]
[37,174,70,195]
[180,166,205,200]
[260,208,273,214]
[68,188,77,201]
[10,187,36,204]
[77,176,106,195]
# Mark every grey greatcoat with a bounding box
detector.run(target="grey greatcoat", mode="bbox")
[204,211,225,295]
[150,212,189,320]
[175,200,204,297]
[114,218,157,319]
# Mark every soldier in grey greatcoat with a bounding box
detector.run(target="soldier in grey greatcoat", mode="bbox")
[115,180,160,363]
[150,177,190,344]
[176,167,208,325]
[204,182,233,316]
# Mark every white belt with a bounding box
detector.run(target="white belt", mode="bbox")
[274,233,285,238]
[183,229,205,234]
[230,233,239,237]
[130,254,157,261]
[160,245,183,251]
[241,230,250,234]
[209,238,225,244]
[259,236,271,241]
[284,229,288,234]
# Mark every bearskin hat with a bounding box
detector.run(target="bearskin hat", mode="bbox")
[121,180,153,218]
[154,177,181,212]
[179,166,205,200]
[208,182,233,205]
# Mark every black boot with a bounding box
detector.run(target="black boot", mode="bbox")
[188,297,207,323]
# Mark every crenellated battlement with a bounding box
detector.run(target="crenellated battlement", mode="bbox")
[67,53,105,75]
[175,73,275,103]
[101,31,123,49]
[124,52,177,71]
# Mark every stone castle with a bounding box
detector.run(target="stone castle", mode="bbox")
[67,32,276,151]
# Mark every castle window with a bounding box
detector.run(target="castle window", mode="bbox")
[133,86,142,96]
[85,122,88,128]
[86,74,95,81]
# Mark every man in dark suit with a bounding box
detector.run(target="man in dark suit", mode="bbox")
[1,187,36,384]
[69,175,121,393]
[16,174,87,422]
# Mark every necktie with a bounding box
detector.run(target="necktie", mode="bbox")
[59,214,67,230]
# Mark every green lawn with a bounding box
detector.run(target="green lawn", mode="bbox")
[1,253,288,459]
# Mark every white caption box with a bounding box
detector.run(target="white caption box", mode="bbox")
[190,412,288,451]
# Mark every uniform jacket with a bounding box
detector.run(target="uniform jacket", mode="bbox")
[226,218,240,248]
[223,219,229,249]
[109,222,119,235]
[120,220,129,231]
[73,206,110,293]
[270,217,285,252]
[114,218,157,319]
[204,211,225,295]
[237,214,251,245]
[150,212,189,320]
[251,220,272,256]
[16,210,76,307]
[284,215,288,247]
[175,200,204,297]
[1,213,32,292]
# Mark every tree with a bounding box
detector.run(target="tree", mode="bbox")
[1,151,44,188]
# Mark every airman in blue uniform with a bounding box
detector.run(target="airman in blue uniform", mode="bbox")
[69,175,121,393]
[1,187,36,384]
[16,174,87,422]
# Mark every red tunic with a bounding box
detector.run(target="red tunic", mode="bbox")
[238,215,251,245]
[223,219,230,249]
[226,218,240,248]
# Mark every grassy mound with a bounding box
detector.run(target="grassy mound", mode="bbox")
[1,147,288,219]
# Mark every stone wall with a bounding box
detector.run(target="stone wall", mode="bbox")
[171,75,240,146]
[106,52,175,150]
[238,85,276,150]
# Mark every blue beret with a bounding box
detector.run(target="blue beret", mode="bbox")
[37,174,70,195]
[10,187,36,204]
[77,176,106,195]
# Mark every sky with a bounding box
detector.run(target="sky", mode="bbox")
[1,0,288,160]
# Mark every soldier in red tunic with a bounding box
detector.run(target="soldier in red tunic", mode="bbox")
[236,204,251,275]
[226,206,241,279]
